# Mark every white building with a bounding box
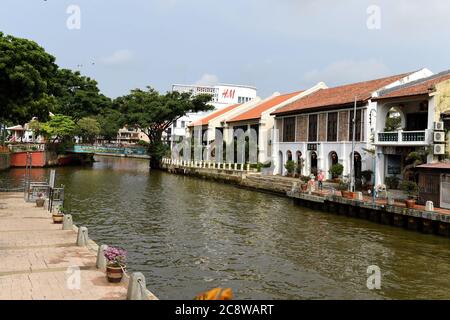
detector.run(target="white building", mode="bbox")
[372,70,450,186]
[271,69,432,182]
[168,84,257,147]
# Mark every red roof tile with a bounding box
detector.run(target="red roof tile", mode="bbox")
[188,104,241,127]
[228,91,303,123]
[375,72,450,100]
[417,163,450,170]
[272,73,412,116]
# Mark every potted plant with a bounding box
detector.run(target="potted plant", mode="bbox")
[329,163,344,182]
[385,176,400,190]
[104,246,127,283]
[400,180,419,209]
[361,170,373,190]
[35,193,45,207]
[338,180,351,198]
[300,175,309,192]
[284,160,295,177]
[52,205,65,224]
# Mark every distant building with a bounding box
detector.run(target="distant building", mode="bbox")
[167,84,257,147]
[116,127,149,145]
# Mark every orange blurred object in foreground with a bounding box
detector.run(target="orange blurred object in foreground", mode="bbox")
[195,288,233,300]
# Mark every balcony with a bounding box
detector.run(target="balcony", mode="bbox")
[375,130,430,146]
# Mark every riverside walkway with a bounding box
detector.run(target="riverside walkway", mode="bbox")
[0,192,128,300]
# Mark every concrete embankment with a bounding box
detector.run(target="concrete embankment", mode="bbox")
[162,162,450,239]
[0,192,158,300]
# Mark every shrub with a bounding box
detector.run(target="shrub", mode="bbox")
[385,176,400,189]
[400,180,419,199]
[284,160,295,175]
[337,181,349,191]
[300,175,310,183]
[361,170,373,183]
[329,163,344,178]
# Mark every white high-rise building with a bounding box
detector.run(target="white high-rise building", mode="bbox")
[167,84,257,146]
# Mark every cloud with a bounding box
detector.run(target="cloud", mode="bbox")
[194,73,219,86]
[302,59,392,87]
[101,49,134,65]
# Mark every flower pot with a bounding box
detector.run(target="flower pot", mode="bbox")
[106,265,125,283]
[405,199,416,209]
[36,198,45,207]
[52,214,64,224]
[348,192,357,200]
[341,190,350,198]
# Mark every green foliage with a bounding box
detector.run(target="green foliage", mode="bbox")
[384,114,402,132]
[41,115,77,142]
[400,180,419,199]
[385,176,400,189]
[284,160,295,174]
[361,170,373,182]
[96,109,122,142]
[329,163,344,178]
[338,180,349,191]
[77,117,101,143]
[116,87,213,167]
[52,69,112,121]
[137,140,150,147]
[300,175,310,183]
[402,150,427,181]
[250,161,271,172]
[0,32,58,124]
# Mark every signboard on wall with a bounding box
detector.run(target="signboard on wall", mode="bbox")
[307,144,318,151]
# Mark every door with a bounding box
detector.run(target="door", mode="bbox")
[441,174,450,209]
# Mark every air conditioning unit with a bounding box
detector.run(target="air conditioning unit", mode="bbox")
[434,131,446,143]
[434,144,446,155]
[434,121,444,131]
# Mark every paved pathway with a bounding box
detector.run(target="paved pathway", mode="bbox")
[0,192,128,300]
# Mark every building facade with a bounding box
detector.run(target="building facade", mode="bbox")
[373,70,450,186]
[271,69,432,181]
[168,84,257,148]
[225,83,327,164]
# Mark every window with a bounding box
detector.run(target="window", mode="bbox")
[283,117,296,142]
[327,112,338,142]
[308,114,318,142]
[349,110,362,141]
[181,121,185,128]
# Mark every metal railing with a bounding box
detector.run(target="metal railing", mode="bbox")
[376,130,428,145]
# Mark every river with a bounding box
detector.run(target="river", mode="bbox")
[1,156,449,299]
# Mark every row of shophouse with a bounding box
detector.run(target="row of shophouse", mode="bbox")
[181,68,450,188]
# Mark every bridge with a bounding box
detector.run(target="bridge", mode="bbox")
[68,145,149,157]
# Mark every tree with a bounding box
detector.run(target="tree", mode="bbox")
[77,117,101,143]
[115,87,213,168]
[96,109,123,142]
[52,69,112,121]
[41,115,77,143]
[0,32,58,124]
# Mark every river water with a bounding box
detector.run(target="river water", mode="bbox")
[1,156,449,299]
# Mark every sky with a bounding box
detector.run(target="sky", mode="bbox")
[1,0,450,98]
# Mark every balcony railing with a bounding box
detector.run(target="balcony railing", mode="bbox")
[375,130,429,146]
